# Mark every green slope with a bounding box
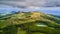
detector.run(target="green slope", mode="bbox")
[0,11,60,34]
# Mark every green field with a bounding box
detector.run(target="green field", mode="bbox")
[0,11,60,34]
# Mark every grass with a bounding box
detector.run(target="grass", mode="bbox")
[0,11,60,34]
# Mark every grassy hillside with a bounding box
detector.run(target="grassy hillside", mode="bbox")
[0,11,60,34]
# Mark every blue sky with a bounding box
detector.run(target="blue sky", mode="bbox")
[0,0,60,15]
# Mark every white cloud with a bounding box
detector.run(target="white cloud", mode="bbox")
[0,0,60,8]
[27,6,40,9]
[0,0,46,8]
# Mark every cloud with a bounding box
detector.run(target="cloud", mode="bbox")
[0,0,60,8]
[0,0,25,1]
[45,0,60,7]
[0,0,46,8]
